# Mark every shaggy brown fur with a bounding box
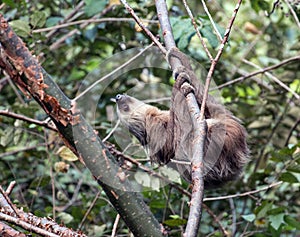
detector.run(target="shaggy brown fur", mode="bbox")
[115,49,249,187]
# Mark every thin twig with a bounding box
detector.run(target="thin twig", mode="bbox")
[0,110,57,131]
[55,179,83,212]
[44,1,85,38]
[120,0,167,55]
[5,181,16,195]
[111,214,121,237]
[33,18,157,33]
[284,0,300,29]
[203,181,283,201]
[74,43,154,101]
[6,76,26,104]
[103,120,120,142]
[47,5,118,49]
[182,0,213,61]
[106,143,192,198]
[214,55,300,99]
[285,117,300,146]
[202,203,228,236]
[50,29,79,50]
[0,143,49,158]
[78,190,102,230]
[242,59,300,100]
[0,186,21,217]
[201,0,223,42]
[200,0,243,120]
[229,198,237,236]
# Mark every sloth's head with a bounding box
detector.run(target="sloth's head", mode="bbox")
[114,94,153,145]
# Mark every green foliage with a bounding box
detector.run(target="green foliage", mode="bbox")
[1,0,300,236]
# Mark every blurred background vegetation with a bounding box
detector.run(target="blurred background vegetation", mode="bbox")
[0,0,299,236]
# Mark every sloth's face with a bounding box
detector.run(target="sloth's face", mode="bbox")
[115,94,132,114]
[115,94,151,145]
[115,94,149,126]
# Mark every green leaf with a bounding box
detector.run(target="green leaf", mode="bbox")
[164,218,187,227]
[255,201,273,219]
[2,0,15,7]
[10,20,31,37]
[269,213,284,230]
[280,172,299,183]
[284,215,300,230]
[250,0,270,13]
[286,165,300,173]
[46,17,64,27]
[171,17,195,49]
[267,207,285,215]
[200,26,218,48]
[84,0,108,17]
[57,212,74,224]
[242,214,256,222]
[30,11,47,28]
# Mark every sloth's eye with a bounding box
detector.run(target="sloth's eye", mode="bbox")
[115,94,123,101]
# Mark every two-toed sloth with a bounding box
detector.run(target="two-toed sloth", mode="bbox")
[115,48,249,187]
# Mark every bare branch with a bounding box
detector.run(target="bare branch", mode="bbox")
[200,0,243,121]
[182,0,214,61]
[5,181,16,196]
[242,59,300,99]
[202,203,229,236]
[74,43,155,101]
[200,0,223,42]
[33,18,157,34]
[284,0,300,29]
[155,2,206,236]
[0,109,57,131]
[0,221,26,237]
[120,0,167,54]
[43,0,85,38]
[0,14,164,237]
[111,214,121,237]
[215,55,300,100]
[203,181,283,201]
[0,187,20,217]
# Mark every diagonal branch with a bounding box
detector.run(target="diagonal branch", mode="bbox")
[182,0,214,61]
[0,14,163,237]
[120,0,166,54]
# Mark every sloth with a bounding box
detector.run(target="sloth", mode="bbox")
[115,48,249,187]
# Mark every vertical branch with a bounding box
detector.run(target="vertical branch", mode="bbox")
[155,1,206,237]
[200,0,243,121]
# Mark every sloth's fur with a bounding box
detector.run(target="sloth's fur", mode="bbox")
[115,50,249,187]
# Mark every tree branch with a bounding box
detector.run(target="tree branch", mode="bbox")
[0,109,57,131]
[182,0,213,61]
[155,2,206,236]
[120,0,166,54]
[214,55,300,99]
[0,14,164,237]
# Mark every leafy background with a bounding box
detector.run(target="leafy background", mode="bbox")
[0,0,300,236]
